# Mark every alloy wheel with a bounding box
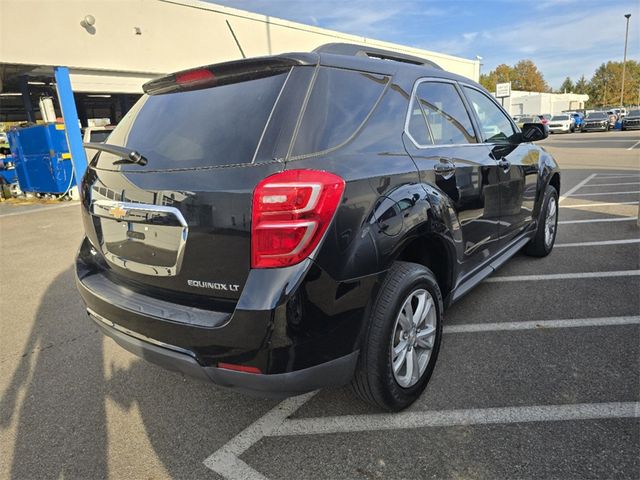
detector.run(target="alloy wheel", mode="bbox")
[390,288,437,388]
[545,196,557,248]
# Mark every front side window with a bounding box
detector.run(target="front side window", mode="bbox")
[407,82,476,146]
[463,86,516,143]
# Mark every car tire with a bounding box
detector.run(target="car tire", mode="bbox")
[525,185,559,257]
[351,261,443,411]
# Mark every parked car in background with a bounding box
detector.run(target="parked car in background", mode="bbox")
[537,114,551,126]
[621,109,640,130]
[605,111,618,128]
[569,112,584,130]
[581,111,610,132]
[76,43,560,411]
[548,114,573,134]
[82,125,115,144]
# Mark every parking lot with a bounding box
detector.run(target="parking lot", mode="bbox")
[1,130,638,480]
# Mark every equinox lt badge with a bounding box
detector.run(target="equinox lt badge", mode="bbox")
[187,279,240,292]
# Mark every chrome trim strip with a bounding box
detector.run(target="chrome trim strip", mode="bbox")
[87,307,195,358]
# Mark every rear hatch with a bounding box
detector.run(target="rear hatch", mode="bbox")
[81,57,315,307]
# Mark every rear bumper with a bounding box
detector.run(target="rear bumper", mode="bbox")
[76,237,377,396]
[90,308,358,397]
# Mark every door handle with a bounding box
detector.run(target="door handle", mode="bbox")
[434,158,456,176]
[498,159,510,170]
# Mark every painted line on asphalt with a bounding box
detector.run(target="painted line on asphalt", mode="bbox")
[203,312,640,479]
[561,201,638,208]
[558,216,637,224]
[203,391,317,480]
[567,190,640,197]
[270,402,640,437]
[594,174,640,178]
[0,202,80,218]
[627,140,640,150]
[486,270,640,282]
[443,316,640,333]
[555,239,640,248]
[559,173,597,203]
[580,182,640,188]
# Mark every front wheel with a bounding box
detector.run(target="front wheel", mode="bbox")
[525,185,559,257]
[351,262,443,411]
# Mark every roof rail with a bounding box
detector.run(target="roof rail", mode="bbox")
[314,43,443,70]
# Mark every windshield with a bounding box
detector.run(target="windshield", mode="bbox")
[95,71,289,170]
[586,112,606,119]
[551,115,569,121]
[628,110,640,117]
[520,117,535,123]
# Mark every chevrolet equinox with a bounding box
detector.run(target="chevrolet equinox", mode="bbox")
[77,43,560,411]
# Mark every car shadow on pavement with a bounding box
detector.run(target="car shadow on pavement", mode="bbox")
[1,268,279,479]
[0,268,108,479]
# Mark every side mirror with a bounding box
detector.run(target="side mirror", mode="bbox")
[520,123,548,142]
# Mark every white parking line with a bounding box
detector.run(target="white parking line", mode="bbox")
[580,182,640,187]
[443,316,640,333]
[203,310,640,479]
[562,201,638,208]
[555,239,640,248]
[559,173,597,203]
[486,270,640,282]
[567,191,640,197]
[271,402,640,437]
[0,202,79,218]
[558,217,637,224]
[627,140,640,151]
[203,391,317,480]
[594,174,640,179]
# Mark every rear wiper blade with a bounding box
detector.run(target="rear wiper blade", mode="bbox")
[84,143,148,166]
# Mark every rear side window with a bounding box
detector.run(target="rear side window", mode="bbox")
[463,86,516,143]
[97,72,288,170]
[407,82,476,146]
[291,67,388,157]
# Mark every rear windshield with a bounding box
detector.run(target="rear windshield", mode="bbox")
[520,117,535,122]
[95,72,288,170]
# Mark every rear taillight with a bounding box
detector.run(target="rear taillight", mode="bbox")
[251,169,345,268]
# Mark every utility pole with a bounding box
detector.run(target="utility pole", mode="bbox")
[620,13,631,108]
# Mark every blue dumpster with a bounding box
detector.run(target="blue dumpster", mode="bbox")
[7,123,76,195]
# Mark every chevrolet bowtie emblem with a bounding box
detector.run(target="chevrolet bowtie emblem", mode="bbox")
[109,205,128,220]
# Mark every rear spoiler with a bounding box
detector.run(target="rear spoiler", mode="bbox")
[143,53,318,95]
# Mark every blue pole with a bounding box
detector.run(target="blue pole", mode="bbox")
[54,66,88,182]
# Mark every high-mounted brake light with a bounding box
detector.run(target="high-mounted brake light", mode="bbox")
[251,170,345,268]
[175,69,215,85]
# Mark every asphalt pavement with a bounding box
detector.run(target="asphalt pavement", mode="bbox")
[0,130,638,480]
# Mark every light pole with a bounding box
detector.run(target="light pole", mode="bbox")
[476,55,483,80]
[620,13,631,108]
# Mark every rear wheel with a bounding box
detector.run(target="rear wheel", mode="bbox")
[351,262,443,411]
[525,185,558,257]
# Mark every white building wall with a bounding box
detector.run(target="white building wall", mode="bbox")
[505,91,589,116]
[0,0,479,93]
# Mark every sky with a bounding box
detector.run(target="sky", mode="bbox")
[208,0,639,89]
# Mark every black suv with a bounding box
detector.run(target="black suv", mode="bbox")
[77,43,559,411]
